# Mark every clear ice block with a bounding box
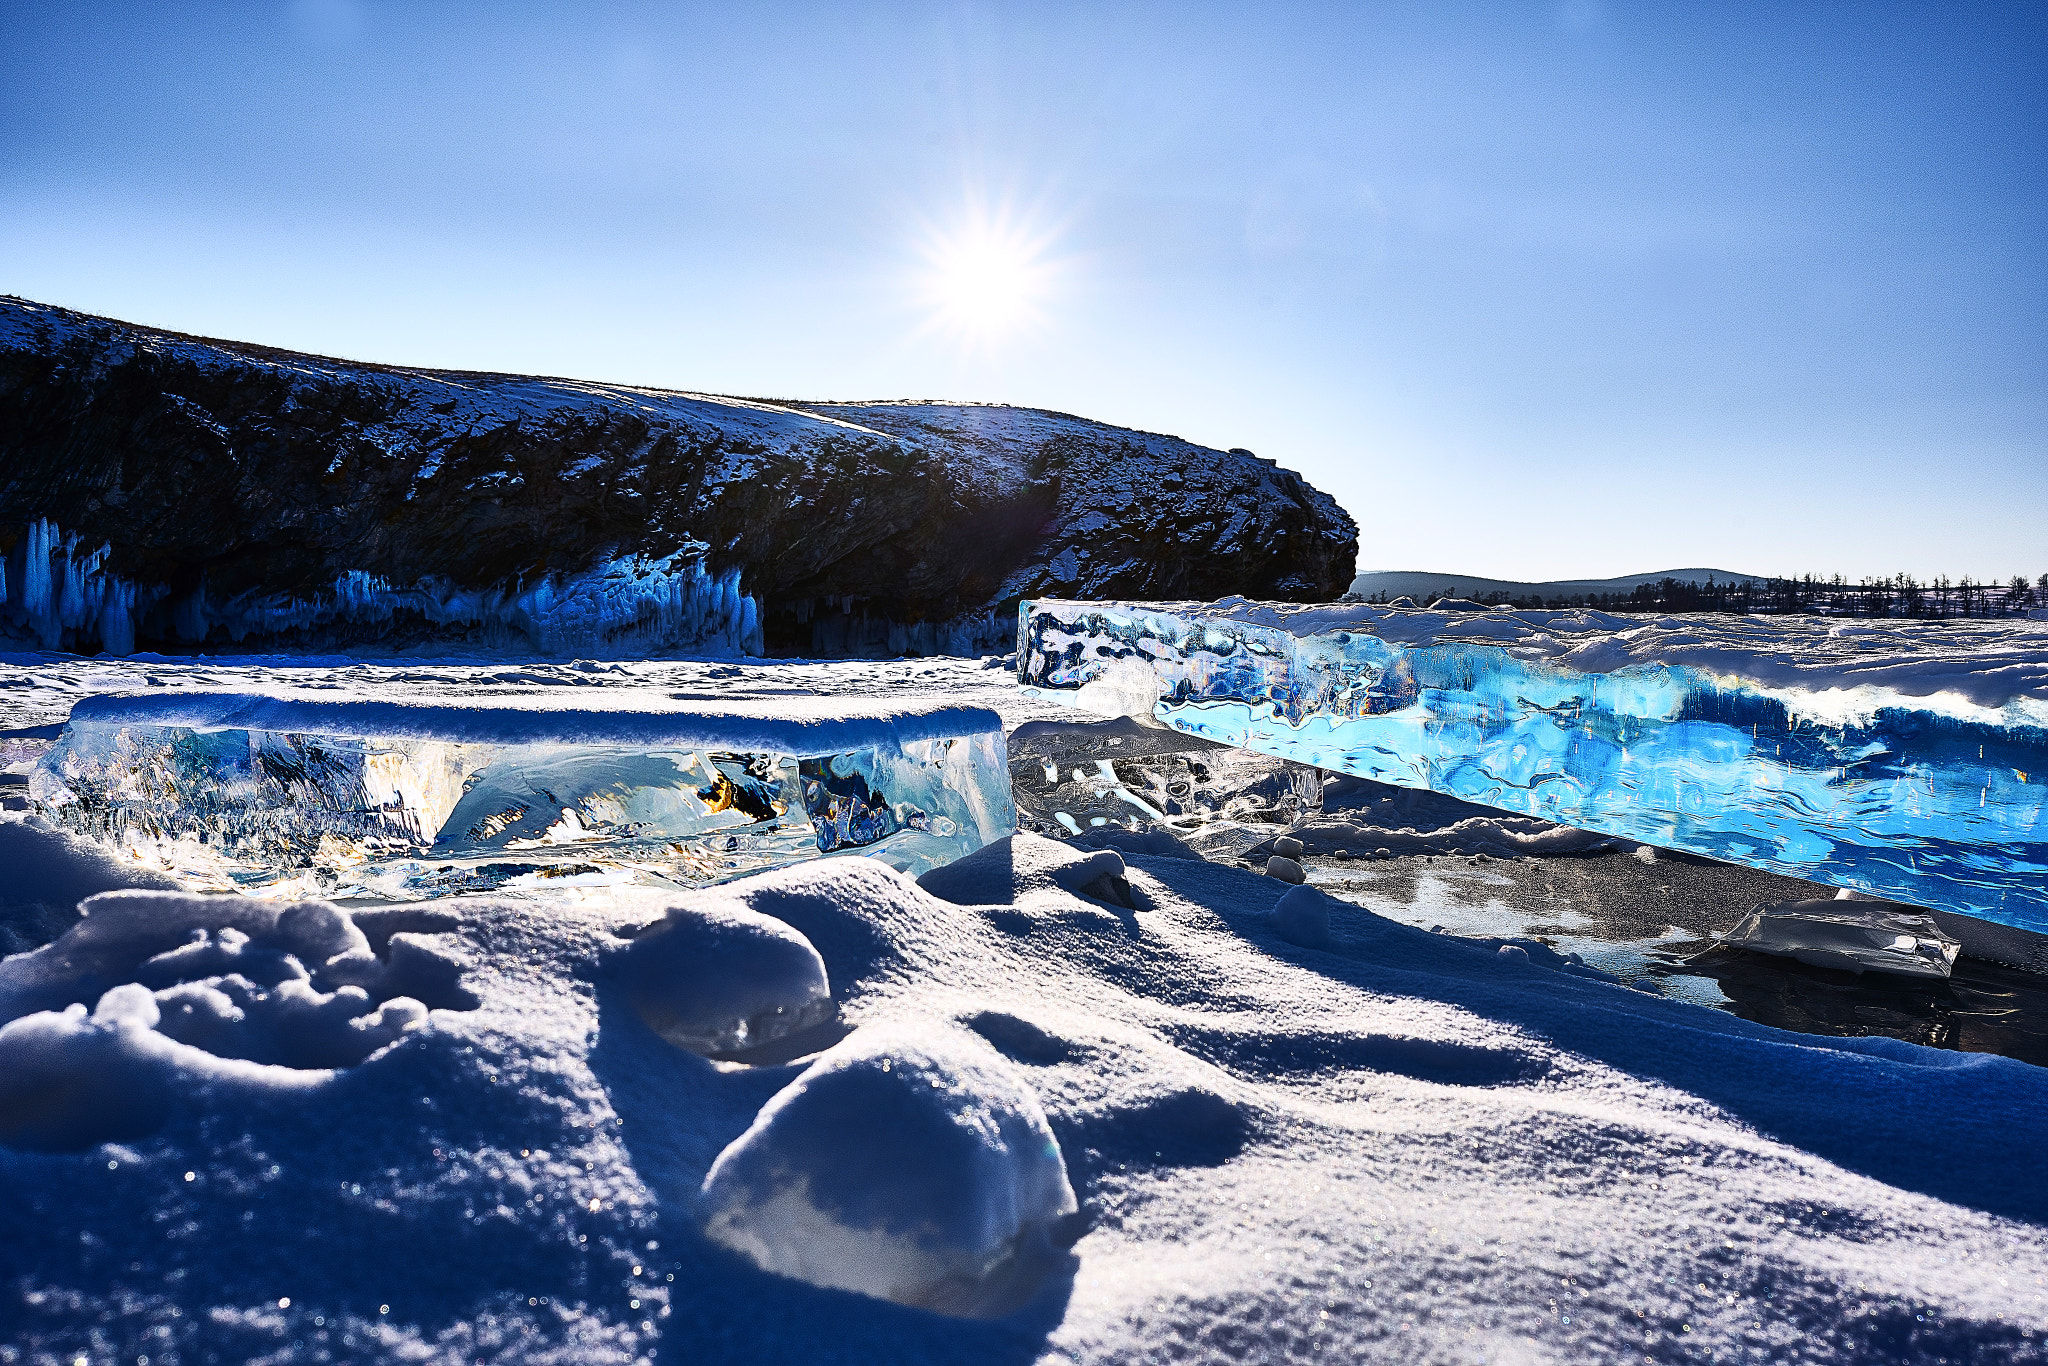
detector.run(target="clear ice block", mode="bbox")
[1019,598,2048,933]
[1717,899,1960,979]
[31,691,1014,898]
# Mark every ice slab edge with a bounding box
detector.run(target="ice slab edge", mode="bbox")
[31,692,1015,899]
[1018,599,2048,934]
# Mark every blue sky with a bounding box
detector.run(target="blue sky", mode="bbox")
[3,2,2043,582]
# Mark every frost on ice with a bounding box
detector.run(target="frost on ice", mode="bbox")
[699,1021,1078,1318]
[31,690,1016,897]
[1019,597,2048,932]
[0,892,450,1151]
[621,898,833,1056]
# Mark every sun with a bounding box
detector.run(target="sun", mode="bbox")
[917,206,1058,342]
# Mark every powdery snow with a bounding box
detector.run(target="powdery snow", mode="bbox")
[1,824,2044,1362]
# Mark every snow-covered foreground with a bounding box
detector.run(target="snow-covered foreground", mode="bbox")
[2,654,2046,1364]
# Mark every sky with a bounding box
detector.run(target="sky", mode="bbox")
[2,1,2043,583]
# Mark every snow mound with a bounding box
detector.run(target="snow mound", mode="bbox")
[917,834,1142,912]
[699,1021,1078,1317]
[0,814,180,956]
[620,897,833,1055]
[0,891,457,1150]
[0,984,177,1150]
[1272,884,1334,949]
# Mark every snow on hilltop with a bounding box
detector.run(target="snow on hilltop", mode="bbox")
[0,297,1358,657]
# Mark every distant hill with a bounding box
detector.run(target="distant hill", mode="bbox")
[1348,568,1763,603]
[0,295,1357,657]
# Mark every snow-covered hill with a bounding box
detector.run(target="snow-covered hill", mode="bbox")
[1349,567,1762,603]
[0,298,1358,657]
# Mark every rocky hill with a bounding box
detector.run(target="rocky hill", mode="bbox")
[0,297,1357,657]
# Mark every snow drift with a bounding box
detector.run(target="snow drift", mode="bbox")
[0,891,458,1151]
[2,816,2045,1362]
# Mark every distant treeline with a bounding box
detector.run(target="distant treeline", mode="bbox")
[1357,573,2048,619]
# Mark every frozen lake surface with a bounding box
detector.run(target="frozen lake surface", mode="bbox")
[2,650,2045,1363]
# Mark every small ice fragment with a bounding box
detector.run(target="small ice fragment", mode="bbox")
[1050,849,1136,909]
[1718,899,1961,979]
[1498,945,1530,963]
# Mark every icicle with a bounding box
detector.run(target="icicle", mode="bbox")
[98,580,136,657]
[23,520,55,639]
[5,521,776,658]
[174,584,208,642]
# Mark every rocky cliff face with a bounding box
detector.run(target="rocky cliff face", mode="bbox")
[0,296,1358,657]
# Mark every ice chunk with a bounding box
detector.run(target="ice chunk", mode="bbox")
[1718,899,1961,979]
[1019,598,2048,933]
[700,1022,1076,1317]
[31,691,1014,898]
[621,899,833,1055]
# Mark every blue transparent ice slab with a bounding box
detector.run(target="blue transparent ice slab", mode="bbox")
[1019,599,2048,933]
[32,692,1014,898]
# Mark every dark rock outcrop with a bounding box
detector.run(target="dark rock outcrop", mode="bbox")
[0,296,1358,656]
